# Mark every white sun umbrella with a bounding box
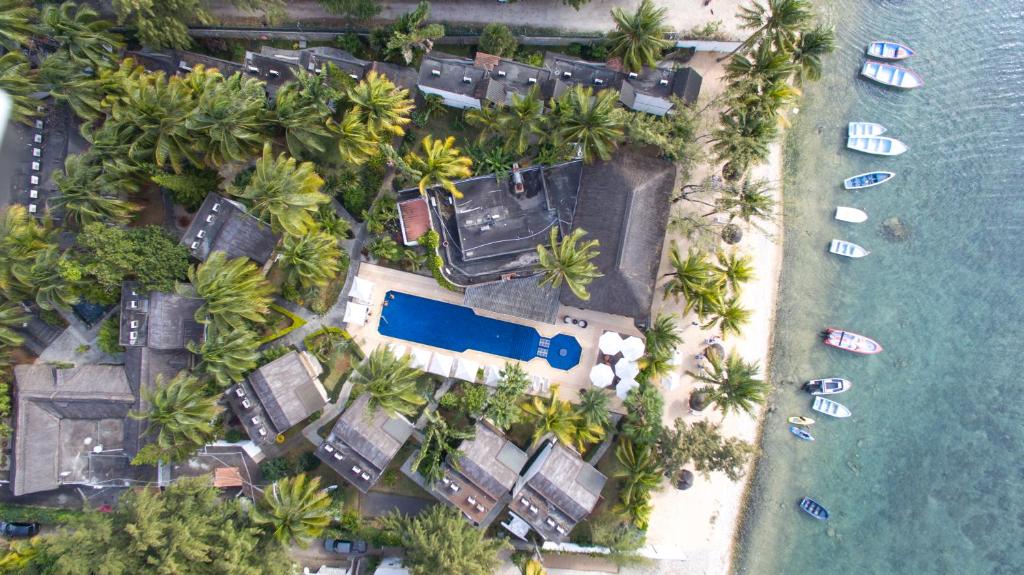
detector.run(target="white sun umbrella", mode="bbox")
[428,353,455,378]
[482,365,502,387]
[409,348,432,370]
[342,302,369,326]
[669,347,685,367]
[350,276,375,305]
[453,357,480,382]
[615,356,640,380]
[620,336,646,361]
[616,377,639,400]
[598,331,624,355]
[589,363,615,388]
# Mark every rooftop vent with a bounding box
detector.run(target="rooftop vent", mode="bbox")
[129,320,139,328]
[28,204,37,214]
[206,214,215,223]
[129,330,138,340]
[527,77,537,84]
[497,70,506,77]
[594,78,604,85]
[431,69,441,76]
[33,134,42,144]
[211,202,220,212]
[178,61,192,71]
[269,69,280,77]
[562,71,572,79]
[29,189,38,199]
[35,120,43,130]
[628,72,638,79]
[30,176,39,185]
[128,300,139,309]
[659,79,670,86]
[31,162,40,171]
[462,76,472,83]
[32,148,41,157]
[247,66,260,74]
[349,73,359,80]
[190,241,199,250]
[196,229,205,238]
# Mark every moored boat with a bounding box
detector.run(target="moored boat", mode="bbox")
[790,426,815,441]
[829,239,870,258]
[848,121,886,137]
[805,378,852,395]
[866,41,915,61]
[843,171,895,190]
[789,416,815,426]
[799,497,830,520]
[861,60,923,89]
[847,136,908,156]
[812,396,852,418]
[835,207,868,223]
[824,328,883,354]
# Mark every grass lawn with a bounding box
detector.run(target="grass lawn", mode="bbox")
[321,348,355,402]
[257,304,307,344]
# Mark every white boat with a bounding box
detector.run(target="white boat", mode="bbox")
[866,41,914,61]
[861,60,923,89]
[847,136,907,156]
[830,239,869,258]
[835,207,868,223]
[812,396,852,418]
[805,378,852,395]
[848,122,886,137]
[843,171,895,190]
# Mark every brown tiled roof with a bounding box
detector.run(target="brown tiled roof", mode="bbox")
[213,467,244,488]
[474,51,501,71]
[605,57,623,72]
[398,198,430,245]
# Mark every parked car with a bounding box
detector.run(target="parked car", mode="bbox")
[0,521,40,538]
[324,538,368,554]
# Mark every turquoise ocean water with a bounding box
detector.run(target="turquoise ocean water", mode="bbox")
[734,1,1024,574]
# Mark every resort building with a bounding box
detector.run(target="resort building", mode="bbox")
[129,49,243,77]
[225,350,327,445]
[313,394,414,493]
[416,52,491,109]
[506,440,607,542]
[243,46,418,95]
[415,422,528,527]
[179,193,280,266]
[10,365,141,496]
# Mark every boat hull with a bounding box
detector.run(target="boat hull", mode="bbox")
[812,396,852,418]
[788,416,815,426]
[790,426,815,441]
[847,136,908,156]
[830,239,870,258]
[848,121,887,137]
[805,378,852,395]
[824,328,883,354]
[835,207,868,223]
[843,171,895,190]
[861,60,924,89]
[866,41,915,61]
[799,497,830,520]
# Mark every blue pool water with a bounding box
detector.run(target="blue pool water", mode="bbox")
[378,291,582,371]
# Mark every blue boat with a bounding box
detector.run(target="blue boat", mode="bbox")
[843,171,895,190]
[790,426,815,442]
[799,497,830,520]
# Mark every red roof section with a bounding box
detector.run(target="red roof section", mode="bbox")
[474,51,501,71]
[213,467,244,488]
[399,198,430,245]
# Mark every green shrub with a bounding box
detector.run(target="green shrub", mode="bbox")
[261,345,292,365]
[478,23,517,57]
[298,451,321,472]
[39,309,64,327]
[438,392,458,409]
[0,503,86,524]
[259,457,294,482]
[418,230,460,292]
[460,384,489,417]
[97,316,125,354]
[224,428,244,443]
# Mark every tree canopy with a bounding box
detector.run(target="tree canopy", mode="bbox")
[380,506,509,575]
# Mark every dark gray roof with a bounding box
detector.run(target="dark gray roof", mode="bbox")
[478,55,554,105]
[671,67,703,105]
[246,351,326,433]
[12,365,135,496]
[559,148,676,324]
[520,441,606,522]
[417,53,489,99]
[463,277,561,324]
[129,49,243,77]
[452,423,527,499]
[180,193,279,265]
[303,46,372,80]
[332,394,412,473]
[542,52,624,93]
[370,61,419,91]
[119,282,204,349]
[243,51,298,91]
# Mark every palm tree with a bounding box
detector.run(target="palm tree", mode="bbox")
[607,0,672,73]
[25,248,79,311]
[715,250,756,293]
[0,301,28,349]
[716,178,776,226]
[329,111,379,166]
[724,41,797,85]
[189,251,274,332]
[252,473,332,547]
[790,24,836,84]
[51,154,139,227]
[234,144,330,236]
[523,557,547,575]
[729,0,814,59]
[552,85,625,163]
[346,71,414,138]
[0,206,56,301]
[712,108,777,178]
[131,370,222,464]
[662,244,716,302]
[0,0,37,51]
[278,230,344,291]
[464,103,505,144]
[411,411,475,483]
[38,1,124,71]
[502,85,546,155]
[536,227,602,301]
[687,352,769,419]
[576,388,612,432]
[705,296,752,338]
[350,346,427,418]
[368,236,403,262]
[519,384,582,448]
[186,70,269,167]
[0,52,40,125]
[381,1,445,65]
[272,79,335,159]
[613,439,662,530]
[404,135,473,198]
[188,326,260,388]
[644,313,682,362]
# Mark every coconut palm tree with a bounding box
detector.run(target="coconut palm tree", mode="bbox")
[381,0,445,65]
[404,135,473,198]
[704,296,752,339]
[0,206,56,301]
[502,85,546,155]
[346,71,414,138]
[131,370,222,464]
[716,177,776,226]
[278,230,344,291]
[234,143,330,236]
[552,85,625,163]
[51,154,139,227]
[272,79,335,159]
[523,557,547,575]
[464,103,505,144]
[576,388,612,432]
[411,411,475,484]
[38,1,124,71]
[536,227,602,301]
[712,108,777,179]
[715,250,756,293]
[189,251,274,332]
[25,248,79,311]
[725,41,797,85]
[607,0,672,73]
[0,0,37,51]
[520,384,582,448]
[687,352,768,419]
[188,326,260,388]
[186,70,270,167]
[351,346,427,418]
[662,243,717,303]
[329,111,379,166]
[0,301,28,349]
[252,473,332,547]
[729,0,814,59]
[0,52,40,126]
[644,313,682,362]
[613,439,662,529]
[790,24,836,84]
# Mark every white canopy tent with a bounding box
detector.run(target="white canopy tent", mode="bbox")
[620,336,646,361]
[598,331,624,356]
[427,353,455,378]
[482,365,503,387]
[453,358,480,382]
[409,348,432,370]
[614,357,640,380]
[350,276,375,305]
[616,377,639,399]
[342,302,369,326]
[589,363,615,388]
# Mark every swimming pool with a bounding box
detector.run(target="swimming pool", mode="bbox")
[378,291,582,371]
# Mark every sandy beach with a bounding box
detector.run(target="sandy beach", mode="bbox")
[623,52,786,575]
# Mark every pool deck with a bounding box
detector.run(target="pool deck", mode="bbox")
[347,263,643,409]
